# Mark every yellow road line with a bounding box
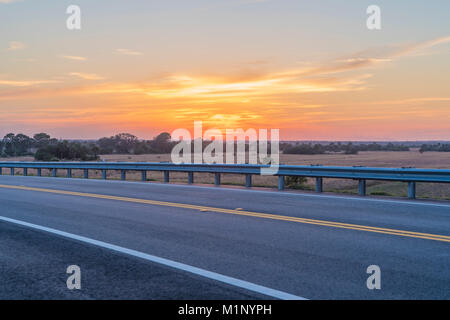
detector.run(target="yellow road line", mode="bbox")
[0,183,449,243]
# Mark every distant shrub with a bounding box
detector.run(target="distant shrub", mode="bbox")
[370,191,391,196]
[419,143,450,153]
[282,142,409,155]
[285,176,308,189]
[34,141,99,161]
[34,149,55,161]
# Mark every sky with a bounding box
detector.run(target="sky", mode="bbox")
[1,0,449,140]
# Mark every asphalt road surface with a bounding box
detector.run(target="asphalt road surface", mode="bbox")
[0,175,449,299]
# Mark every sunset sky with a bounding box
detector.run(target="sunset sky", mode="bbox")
[1,0,449,140]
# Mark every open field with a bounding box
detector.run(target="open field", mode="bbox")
[2,149,450,200]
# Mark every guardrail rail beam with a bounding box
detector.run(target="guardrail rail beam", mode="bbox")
[1,162,449,200]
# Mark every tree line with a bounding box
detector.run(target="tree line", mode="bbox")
[281,142,410,155]
[0,132,175,161]
[419,143,450,153]
[1,132,448,161]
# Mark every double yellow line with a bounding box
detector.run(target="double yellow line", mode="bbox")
[1,183,449,243]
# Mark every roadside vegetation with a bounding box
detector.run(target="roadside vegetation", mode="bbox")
[281,142,410,155]
[419,143,450,153]
[0,132,174,161]
[2,132,447,161]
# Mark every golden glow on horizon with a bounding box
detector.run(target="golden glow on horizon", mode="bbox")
[1,35,450,139]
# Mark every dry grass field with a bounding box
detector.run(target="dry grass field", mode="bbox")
[2,149,450,200]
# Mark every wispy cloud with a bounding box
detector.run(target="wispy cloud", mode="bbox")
[68,72,105,80]
[284,36,450,78]
[371,97,450,106]
[390,36,450,58]
[344,36,450,66]
[6,41,26,51]
[115,48,143,56]
[0,79,59,87]
[60,55,87,61]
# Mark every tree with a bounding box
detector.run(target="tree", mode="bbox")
[14,133,33,155]
[34,140,99,161]
[33,133,51,148]
[2,133,15,156]
[1,133,32,156]
[114,133,138,154]
[151,132,172,153]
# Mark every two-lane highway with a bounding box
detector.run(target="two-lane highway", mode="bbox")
[0,175,449,299]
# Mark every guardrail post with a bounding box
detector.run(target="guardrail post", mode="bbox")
[408,182,416,199]
[214,173,221,186]
[315,177,323,193]
[121,170,126,181]
[245,174,252,188]
[188,172,194,184]
[37,168,41,177]
[67,169,72,178]
[23,168,28,176]
[84,169,89,179]
[10,168,14,176]
[141,171,147,182]
[358,179,366,196]
[278,176,285,191]
[52,168,57,177]
[164,171,169,183]
[102,170,107,180]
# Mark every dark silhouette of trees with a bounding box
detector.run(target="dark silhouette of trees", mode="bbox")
[33,133,54,148]
[150,132,173,153]
[4,131,446,161]
[282,142,410,155]
[98,133,138,154]
[97,132,175,155]
[1,133,33,157]
[34,141,98,161]
[0,132,99,160]
[419,143,450,153]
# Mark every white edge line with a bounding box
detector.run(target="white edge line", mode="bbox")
[0,215,307,301]
[3,175,450,208]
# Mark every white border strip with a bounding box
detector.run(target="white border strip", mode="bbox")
[0,215,306,300]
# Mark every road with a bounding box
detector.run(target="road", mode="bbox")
[0,175,449,299]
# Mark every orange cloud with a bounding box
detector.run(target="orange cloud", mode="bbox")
[68,72,105,80]
[60,55,87,61]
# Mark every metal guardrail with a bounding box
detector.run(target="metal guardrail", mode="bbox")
[0,162,449,199]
